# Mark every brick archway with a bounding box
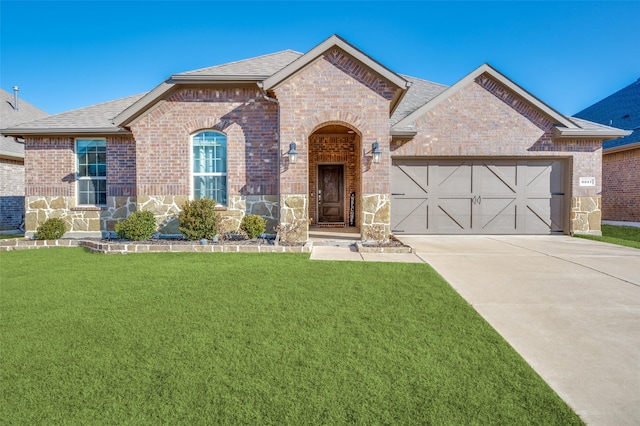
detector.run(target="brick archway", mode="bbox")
[308,123,362,228]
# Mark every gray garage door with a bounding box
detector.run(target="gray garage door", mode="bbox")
[391,159,566,234]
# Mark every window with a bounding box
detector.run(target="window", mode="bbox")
[76,139,106,205]
[192,131,227,205]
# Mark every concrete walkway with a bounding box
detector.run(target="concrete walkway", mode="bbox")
[398,235,640,426]
[309,244,424,262]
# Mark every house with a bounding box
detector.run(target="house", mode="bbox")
[574,78,640,223]
[0,88,48,231]
[1,35,629,240]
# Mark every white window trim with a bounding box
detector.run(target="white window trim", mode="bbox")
[190,131,228,206]
[75,138,107,207]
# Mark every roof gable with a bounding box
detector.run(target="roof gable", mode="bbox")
[392,64,629,140]
[261,35,408,91]
[115,50,303,127]
[393,64,577,133]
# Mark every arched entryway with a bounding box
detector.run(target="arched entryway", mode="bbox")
[308,124,361,229]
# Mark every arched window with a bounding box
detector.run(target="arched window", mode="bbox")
[192,131,227,205]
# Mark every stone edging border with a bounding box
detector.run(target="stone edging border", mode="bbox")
[0,239,312,254]
[0,239,414,254]
[355,242,413,253]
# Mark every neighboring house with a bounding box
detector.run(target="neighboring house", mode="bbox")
[0,88,48,231]
[1,35,629,240]
[574,78,640,223]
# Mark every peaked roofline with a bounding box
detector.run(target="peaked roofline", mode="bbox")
[392,63,579,132]
[116,35,412,127]
[261,34,409,92]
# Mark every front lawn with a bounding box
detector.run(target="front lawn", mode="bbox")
[575,224,640,249]
[0,249,582,425]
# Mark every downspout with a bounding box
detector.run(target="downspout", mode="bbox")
[256,82,281,234]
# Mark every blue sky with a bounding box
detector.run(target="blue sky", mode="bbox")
[1,1,638,116]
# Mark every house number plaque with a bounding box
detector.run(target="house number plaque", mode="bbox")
[579,177,596,187]
[349,192,356,227]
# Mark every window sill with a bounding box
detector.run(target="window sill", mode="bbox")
[71,206,107,211]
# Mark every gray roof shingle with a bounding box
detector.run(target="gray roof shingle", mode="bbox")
[175,50,303,77]
[0,88,49,158]
[391,74,448,127]
[574,78,640,149]
[6,93,146,132]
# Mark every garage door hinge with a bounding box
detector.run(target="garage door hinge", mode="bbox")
[391,193,405,196]
[391,229,404,233]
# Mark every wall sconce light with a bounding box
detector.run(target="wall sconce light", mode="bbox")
[288,142,298,164]
[371,141,381,164]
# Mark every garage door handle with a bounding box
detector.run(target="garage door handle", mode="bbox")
[477,195,481,205]
[472,195,482,205]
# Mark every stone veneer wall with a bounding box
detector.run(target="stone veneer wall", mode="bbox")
[391,74,605,235]
[280,194,308,240]
[571,196,601,235]
[361,193,390,240]
[0,158,25,230]
[24,194,279,238]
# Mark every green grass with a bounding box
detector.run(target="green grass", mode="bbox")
[575,224,640,249]
[0,249,583,425]
[0,234,22,240]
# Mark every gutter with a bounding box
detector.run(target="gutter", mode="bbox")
[0,128,133,137]
[604,141,640,154]
[390,129,418,138]
[170,74,270,83]
[553,126,632,139]
[256,82,282,229]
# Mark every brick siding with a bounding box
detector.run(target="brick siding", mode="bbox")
[602,148,640,222]
[275,48,395,197]
[129,87,279,198]
[0,158,25,230]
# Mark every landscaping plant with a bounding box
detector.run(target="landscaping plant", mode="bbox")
[34,218,67,240]
[114,211,157,241]
[178,198,220,240]
[240,214,266,239]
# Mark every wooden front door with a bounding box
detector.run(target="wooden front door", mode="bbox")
[318,165,344,223]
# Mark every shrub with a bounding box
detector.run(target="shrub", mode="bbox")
[115,211,157,241]
[179,198,220,240]
[34,218,67,240]
[240,214,267,239]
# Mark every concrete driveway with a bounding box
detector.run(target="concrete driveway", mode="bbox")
[397,235,640,426]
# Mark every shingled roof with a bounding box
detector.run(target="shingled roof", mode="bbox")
[5,93,145,134]
[0,88,48,159]
[175,50,302,77]
[574,78,640,150]
[0,38,629,142]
